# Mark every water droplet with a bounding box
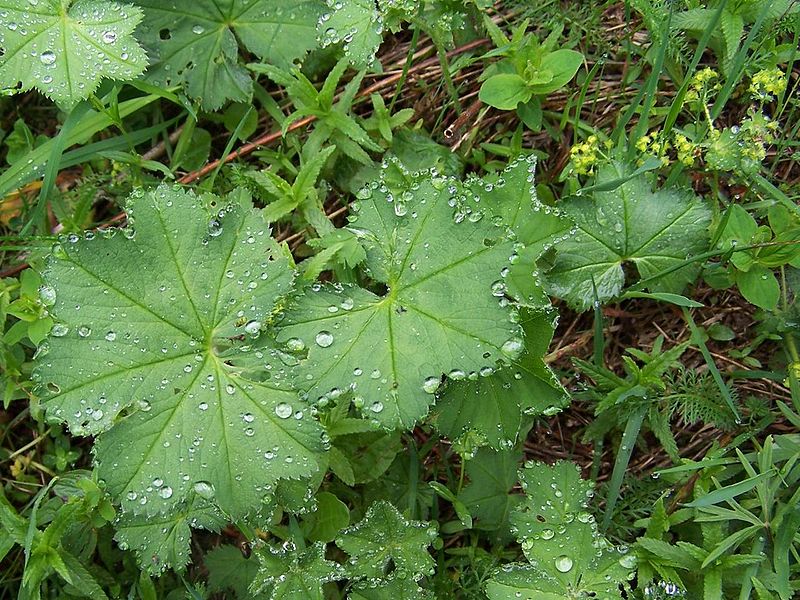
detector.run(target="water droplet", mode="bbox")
[40,50,55,65]
[541,528,555,540]
[242,412,255,423]
[51,323,69,337]
[192,24,205,34]
[275,403,292,419]
[370,401,383,413]
[501,338,524,357]
[225,384,236,395]
[198,402,209,411]
[39,285,56,306]
[77,325,91,337]
[105,331,116,342]
[193,481,215,499]
[285,337,306,352]
[315,331,334,347]
[101,30,117,44]
[422,376,440,394]
[158,486,173,499]
[244,320,261,335]
[554,555,573,572]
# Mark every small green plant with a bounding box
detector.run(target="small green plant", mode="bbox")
[478,20,584,130]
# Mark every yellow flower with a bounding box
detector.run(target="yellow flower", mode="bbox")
[749,68,787,100]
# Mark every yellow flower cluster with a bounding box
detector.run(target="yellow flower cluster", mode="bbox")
[749,68,787,101]
[685,67,720,103]
[569,134,600,176]
[635,134,670,166]
[673,133,697,166]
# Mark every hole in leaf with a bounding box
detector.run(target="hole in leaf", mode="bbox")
[159,28,171,40]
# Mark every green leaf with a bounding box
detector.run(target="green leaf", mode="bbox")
[206,545,266,599]
[0,0,148,109]
[250,541,345,599]
[465,155,570,308]
[486,547,634,600]
[735,266,780,311]
[479,74,533,110]
[35,185,323,519]
[349,575,434,600]
[511,461,594,540]
[278,161,524,428]
[306,491,350,542]
[487,461,635,600]
[336,500,437,580]
[433,309,568,450]
[546,163,711,310]
[135,0,323,109]
[318,0,383,67]
[527,49,583,95]
[458,448,522,534]
[115,497,226,575]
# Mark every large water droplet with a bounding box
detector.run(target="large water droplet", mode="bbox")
[193,481,215,499]
[275,403,292,419]
[102,30,117,44]
[501,338,524,358]
[554,555,573,573]
[315,331,334,347]
[422,376,440,394]
[39,50,56,65]
[244,320,261,335]
[51,323,69,337]
[158,486,173,499]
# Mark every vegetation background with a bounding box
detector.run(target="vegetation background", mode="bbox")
[1,0,799,598]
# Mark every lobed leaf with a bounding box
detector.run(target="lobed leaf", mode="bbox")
[545,162,711,311]
[317,0,383,67]
[278,161,526,428]
[336,500,437,580]
[0,0,148,108]
[250,541,345,599]
[135,0,323,109]
[114,497,226,576]
[35,185,323,519]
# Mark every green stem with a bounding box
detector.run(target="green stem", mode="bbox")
[389,18,422,113]
[433,38,462,112]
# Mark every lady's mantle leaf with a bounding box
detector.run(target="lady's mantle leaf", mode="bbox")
[250,541,345,599]
[317,0,384,68]
[486,461,635,599]
[336,500,437,580]
[545,163,711,311]
[278,163,525,428]
[433,309,568,450]
[136,0,323,109]
[35,185,323,518]
[0,0,148,109]
[115,497,225,576]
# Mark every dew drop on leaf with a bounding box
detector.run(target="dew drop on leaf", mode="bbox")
[315,331,334,347]
[40,50,56,65]
[51,323,69,337]
[501,338,524,358]
[554,555,573,573]
[422,376,440,394]
[193,481,215,499]
[158,486,173,499]
[275,403,292,419]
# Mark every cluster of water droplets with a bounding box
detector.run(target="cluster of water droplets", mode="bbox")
[0,1,145,103]
[317,2,383,64]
